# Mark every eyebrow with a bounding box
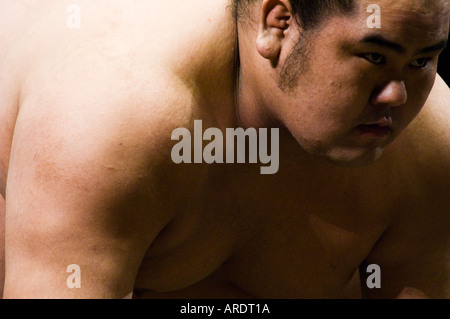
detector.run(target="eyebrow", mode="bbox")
[360,34,448,55]
[417,40,448,54]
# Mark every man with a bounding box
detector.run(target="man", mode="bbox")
[0,0,449,299]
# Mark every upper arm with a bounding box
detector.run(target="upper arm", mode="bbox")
[3,87,187,298]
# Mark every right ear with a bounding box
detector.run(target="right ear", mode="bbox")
[256,0,293,63]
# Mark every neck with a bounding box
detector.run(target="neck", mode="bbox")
[235,47,281,130]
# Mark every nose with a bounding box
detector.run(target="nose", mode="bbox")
[371,80,407,107]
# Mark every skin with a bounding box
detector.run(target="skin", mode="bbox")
[242,0,449,166]
[0,0,449,298]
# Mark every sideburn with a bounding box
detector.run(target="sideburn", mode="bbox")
[278,31,313,92]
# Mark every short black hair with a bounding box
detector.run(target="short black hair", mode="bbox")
[234,0,355,30]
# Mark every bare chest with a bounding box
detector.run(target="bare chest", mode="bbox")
[134,167,395,298]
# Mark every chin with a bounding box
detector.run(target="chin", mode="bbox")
[323,146,385,168]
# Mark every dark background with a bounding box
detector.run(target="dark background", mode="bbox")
[438,47,450,85]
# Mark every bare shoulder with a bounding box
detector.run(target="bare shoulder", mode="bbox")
[383,74,450,217]
[378,74,450,197]
[402,74,450,177]
[419,74,450,147]
[361,75,449,298]
[7,0,234,165]
[4,0,235,247]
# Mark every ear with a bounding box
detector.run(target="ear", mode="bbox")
[256,0,292,63]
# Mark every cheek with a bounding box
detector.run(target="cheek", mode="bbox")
[303,81,368,129]
[285,98,359,153]
[281,57,374,148]
[290,73,368,133]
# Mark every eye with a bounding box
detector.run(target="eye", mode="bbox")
[361,53,386,65]
[410,57,432,68]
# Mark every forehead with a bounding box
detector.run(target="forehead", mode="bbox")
[359,0,450,37]
[318,0,450,50]
[358,0,450,17]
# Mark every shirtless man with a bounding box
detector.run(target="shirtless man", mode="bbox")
[1,0,449,299]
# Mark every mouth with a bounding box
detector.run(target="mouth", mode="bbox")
[356,116,393,138]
